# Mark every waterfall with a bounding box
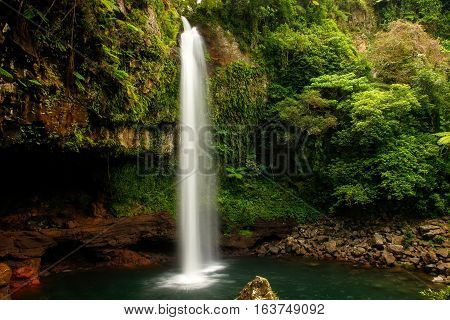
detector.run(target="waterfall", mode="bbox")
[177,17,219,285]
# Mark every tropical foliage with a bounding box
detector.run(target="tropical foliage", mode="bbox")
[0,0,448,223]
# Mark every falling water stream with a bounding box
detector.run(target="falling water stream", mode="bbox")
[160,17,221,289]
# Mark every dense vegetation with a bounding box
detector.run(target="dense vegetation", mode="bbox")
[0,0,448,229]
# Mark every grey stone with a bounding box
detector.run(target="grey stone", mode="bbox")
[436,248,448,258]
[388,244,404,254]
[383,251,396,265]
[391,235,404,245]
[324,241,337,254]
[269,246,279,255]
[372,233,384,249]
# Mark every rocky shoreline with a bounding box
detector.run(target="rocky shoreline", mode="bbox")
[0,212,448,297]
[254,216,449,284]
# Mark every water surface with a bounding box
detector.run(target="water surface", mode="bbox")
[16,257,432,300]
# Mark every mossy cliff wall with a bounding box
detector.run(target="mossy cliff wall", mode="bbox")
[0,0,182,152]
[0,1,448,223]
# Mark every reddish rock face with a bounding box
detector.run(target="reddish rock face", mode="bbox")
[95,249,163,269]
[37,100,88,137]
[1,213,176,292]
[0,263,12,287]
[10,258,41,290]
[0,232,56,259]
[0,213,176,260]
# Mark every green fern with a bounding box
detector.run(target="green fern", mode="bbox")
[435,132,450,146]
[100,0,119,13]
[0,67,13,79]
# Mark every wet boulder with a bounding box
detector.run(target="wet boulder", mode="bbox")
[269,246,280,255]
[387,244,404,254]
[436,248,448,258]
[324,240,337,254]
[236,276,279,300]
[382,251,396,265]
[372,233,384,249]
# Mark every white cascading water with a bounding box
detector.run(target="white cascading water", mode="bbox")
[170,16,221,288]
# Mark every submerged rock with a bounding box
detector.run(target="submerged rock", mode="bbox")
[236,276,279,300]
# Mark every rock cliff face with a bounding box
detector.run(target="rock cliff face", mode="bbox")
[0,0,181,152]
[0,212,176,292]
[0,213,176,257]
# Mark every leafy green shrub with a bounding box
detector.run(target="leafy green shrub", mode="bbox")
[263,20,366,92]
[335,85,421,147]
[211,61,268,165]
[402,228,415,248]
[436,132,450,146]
[218,176,320,230]
[277,92,338,136]
[367,21,448,85]
[193,0,307,47]
[109,163,176,216]
[420,286,450,300]
[329,118,448,214]
[211,61,267,127]
[432,235,445,245]
[277,73,449,215]
[374,0,449,37]
[238,229,254,237]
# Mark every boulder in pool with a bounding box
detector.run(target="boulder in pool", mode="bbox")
[236,276,279,300]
